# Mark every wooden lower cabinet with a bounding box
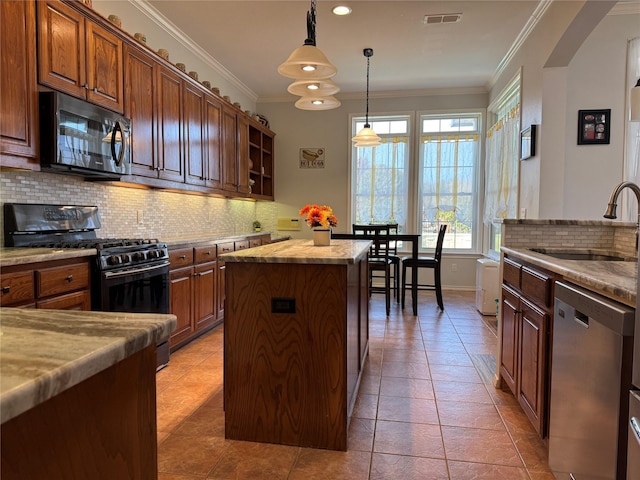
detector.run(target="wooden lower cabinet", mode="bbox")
[169,265,194,346]
[0,257,91,310]
[499,256,553,437]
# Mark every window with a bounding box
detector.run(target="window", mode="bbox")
[351,111,482,252]
[352,115,410,230]
[419,114,481,250]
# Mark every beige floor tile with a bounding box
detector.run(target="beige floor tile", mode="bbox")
[207,441,299,479]
[432,380,494,404]
[373,420,445,458]
[370,453,449,480]
[379,376,435,399]
[441,426,523,467]
[377,395,440,424]
[288,448,371,480]
[447,460,529,479]
[380,360,430,379]
[436,400,505,430]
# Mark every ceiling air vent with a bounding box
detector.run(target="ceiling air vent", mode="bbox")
[423,13,462,25]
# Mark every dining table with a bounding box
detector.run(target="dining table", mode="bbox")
[331,232,422,315]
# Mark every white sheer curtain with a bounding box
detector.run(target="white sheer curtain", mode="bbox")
[625,37,640,218]
[353,136,409,228]
[484,103,520,222]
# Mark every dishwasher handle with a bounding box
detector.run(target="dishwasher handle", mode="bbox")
[632,416,640,447]
[574,310,589,328]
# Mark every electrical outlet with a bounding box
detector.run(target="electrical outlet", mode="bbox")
[137,209,144,224]
[451,263,458,272]
[520,207,527,219]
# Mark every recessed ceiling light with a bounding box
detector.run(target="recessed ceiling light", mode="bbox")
[333,5,352,16]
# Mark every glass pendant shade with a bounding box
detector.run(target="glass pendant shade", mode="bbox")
[287,78,340,97]
[631,79,640,121]
[278,45,337,80]
[352,126,381,146]
[294,95,341,110]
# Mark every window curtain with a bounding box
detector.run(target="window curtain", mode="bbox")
[421,133,478,248]
[353,137,408,228]
[484,103,520,222]
[625,37,640,218]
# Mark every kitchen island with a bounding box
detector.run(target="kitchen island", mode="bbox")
[220,239,371,451]
[0,308,176,480]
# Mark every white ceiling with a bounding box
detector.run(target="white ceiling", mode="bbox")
[141,1,629,101]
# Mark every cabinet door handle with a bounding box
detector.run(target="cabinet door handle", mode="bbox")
[93,87,99,93]
[205,251,211,256]
[82,83,89,89]
[180,255,186,260]
[66,275,73,282]
[1,286,10,294]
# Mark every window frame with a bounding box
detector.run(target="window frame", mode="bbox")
[349,109,485,255]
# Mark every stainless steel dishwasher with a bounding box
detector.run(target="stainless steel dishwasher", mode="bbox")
[549,281,634,480]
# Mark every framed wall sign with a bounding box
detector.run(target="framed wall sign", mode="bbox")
[577,109,610,145]
[520,125,536,160]
[299,148,325,168]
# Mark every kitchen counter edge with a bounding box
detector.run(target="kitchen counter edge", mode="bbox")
[501,246,636,307]
[0,308,177,424]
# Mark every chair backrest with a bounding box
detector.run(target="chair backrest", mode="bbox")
[352,224,392,259]
[434,224,447,262]
[386,223,399,255]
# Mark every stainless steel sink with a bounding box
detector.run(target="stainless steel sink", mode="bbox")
[530,248,635,261]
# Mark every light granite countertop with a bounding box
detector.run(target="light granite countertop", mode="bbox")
[502,247,636,307]
[219,239,372,265]
[0,308,176,424]
[162,231,277,249]
[0,247,96,267]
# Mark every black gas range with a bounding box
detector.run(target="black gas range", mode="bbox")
[4,203,171,369]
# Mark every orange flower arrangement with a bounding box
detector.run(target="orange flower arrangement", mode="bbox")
[299,204,338,229]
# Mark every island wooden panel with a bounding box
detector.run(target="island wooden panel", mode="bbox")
[1,344,158,480]
[224,259,368,451]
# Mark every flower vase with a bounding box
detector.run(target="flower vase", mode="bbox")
[313,228,331,246]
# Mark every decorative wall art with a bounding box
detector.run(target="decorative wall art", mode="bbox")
[577,109,611,145]
[299,148,325,168]
[520,124,536,160]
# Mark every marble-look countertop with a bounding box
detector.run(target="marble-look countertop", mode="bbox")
[162,231,275,249]
[496,218,635,227]
[0,308,176,424]
[0,247,96,267]
[502,247,636,307]
[219,239,372,265]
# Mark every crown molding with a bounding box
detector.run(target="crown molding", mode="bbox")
[128,0,258,103]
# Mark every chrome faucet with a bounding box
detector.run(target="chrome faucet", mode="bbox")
[603,181,640,250]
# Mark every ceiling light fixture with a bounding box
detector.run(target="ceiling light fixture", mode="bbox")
[352,48,381,147]
[278,0,337,81]
[287,78,340,97]
[332,5,352,16]
[295,95,341,110]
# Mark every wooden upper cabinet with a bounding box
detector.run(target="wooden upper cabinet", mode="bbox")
[37,0,123,113]
[203,95,223,190]
[1,0,39,167]
[156,66,184,182]
[124,44,158,177]
[236,114,251,195]
[84,21,123,112]
[222,105,238,192]
[183,82,206,186]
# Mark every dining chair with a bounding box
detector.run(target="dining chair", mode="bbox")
[401,224,447,310]
[353,224,393,316]
[385,223,401,303]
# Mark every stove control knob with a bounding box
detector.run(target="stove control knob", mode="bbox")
[132,252,145,261]
[107,255,119,265]
[149,249,160,259]
[120,254,131,264]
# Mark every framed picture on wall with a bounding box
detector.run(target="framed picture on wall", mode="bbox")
[520,125,536,160]
[577,109,610,145]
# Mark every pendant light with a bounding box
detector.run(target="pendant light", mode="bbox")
[278,0,337,81]
[352,48,381,147]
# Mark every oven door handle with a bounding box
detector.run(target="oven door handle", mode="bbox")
[103,261,170,279]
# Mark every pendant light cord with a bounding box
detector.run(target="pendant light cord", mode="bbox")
[305,0,317,46]
[364,48,373,128]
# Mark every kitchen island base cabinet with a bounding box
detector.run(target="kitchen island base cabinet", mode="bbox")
[224,258,368,451]
[1,344,158,480]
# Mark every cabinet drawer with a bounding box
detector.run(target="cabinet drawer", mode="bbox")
[503,257,521,288]
[217,242,234,255]
[249,239,262,248]
[235,240,249,251]
[1,270,35,306]
[169,248,194,268]
[194,245,217,263]
[521,266,552,308]
[37,290,91,310]
[36,263,89,298]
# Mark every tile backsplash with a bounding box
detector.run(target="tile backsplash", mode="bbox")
[0,171,277,246]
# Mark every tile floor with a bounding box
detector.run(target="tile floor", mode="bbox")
[155,290,556,479]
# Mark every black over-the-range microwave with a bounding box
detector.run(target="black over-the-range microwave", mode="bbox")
[39,91,131,180]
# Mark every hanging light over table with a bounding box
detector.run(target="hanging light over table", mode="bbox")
[352,48,381,147]
[631,78,640,122]
[278,0,337,81]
